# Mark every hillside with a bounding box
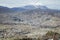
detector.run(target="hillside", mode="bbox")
[0,5,60,40]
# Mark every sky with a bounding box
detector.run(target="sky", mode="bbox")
[0,0,60,9]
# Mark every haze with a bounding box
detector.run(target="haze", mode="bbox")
[0,0,60,9]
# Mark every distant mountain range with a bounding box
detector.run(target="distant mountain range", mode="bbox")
[0,5,49,13]
[0,6,13,13]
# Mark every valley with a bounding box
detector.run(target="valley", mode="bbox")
[0,5,60,40]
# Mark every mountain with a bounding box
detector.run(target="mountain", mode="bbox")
[12,5,48,10]
[16,7,60,27]
[0,6,14,13]
[0,5,49,13]
[0,5,60,39]
[0,5,60,14]
[0,5,60,27]
[35,5,48,10]
[12,7,26,12]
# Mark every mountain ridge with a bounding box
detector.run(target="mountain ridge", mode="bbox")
[0,5,52,13]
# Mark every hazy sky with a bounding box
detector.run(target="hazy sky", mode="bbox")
[0,0,60,9]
